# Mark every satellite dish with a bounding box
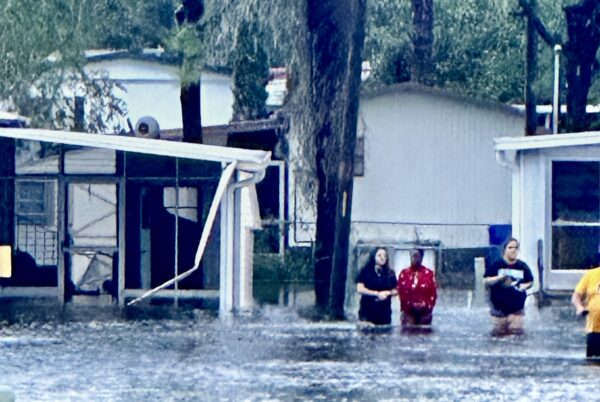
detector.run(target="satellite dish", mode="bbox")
[134,116,160,139]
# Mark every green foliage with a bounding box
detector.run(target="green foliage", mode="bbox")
[254,247,314,283]
[434,0,526,103]
[231,20,269,121]
[363,0,582,104]
[364,0,412,87]
[0,0,131,131]
[78,0,176,50]
[197,0,294,68]
[165,24,205,85]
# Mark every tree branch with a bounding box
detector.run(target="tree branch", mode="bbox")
[517,0,562,46]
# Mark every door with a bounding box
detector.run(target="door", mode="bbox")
[64,182,117,299]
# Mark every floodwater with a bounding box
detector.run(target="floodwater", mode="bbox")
[0,290,597,402]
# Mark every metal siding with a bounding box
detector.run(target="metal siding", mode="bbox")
[352,91,524,247]
[64,148,116,174]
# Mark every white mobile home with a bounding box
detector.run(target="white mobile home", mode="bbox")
[289,83,525,271]
[85,49,234,130]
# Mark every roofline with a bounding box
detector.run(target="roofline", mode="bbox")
[0,128,271,171]
[361,82,524,118]
[85,49,232,76]
[494,131,600,151]
[85,49,181,65]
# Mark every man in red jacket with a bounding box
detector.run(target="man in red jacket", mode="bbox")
[397,248,437,328]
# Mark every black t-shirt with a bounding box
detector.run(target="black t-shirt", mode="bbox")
[356,265,397,325]
[484,258,534,315]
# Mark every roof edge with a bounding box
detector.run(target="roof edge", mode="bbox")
[495,131,600,151]
[361,82,524,118]
[0,128,271,170]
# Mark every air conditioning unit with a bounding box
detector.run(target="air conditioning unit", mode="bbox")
[134,116,160,139]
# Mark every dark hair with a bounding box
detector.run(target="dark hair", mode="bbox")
[411,248,424,257]
[502,237,519,252]
[362,247,390,272]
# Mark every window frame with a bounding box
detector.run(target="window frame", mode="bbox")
[550,160,600,271]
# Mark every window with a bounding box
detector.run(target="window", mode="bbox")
[16,180,56,226]
[15,180,58,266]
[354,136,365,177]
[163,187,198,223]
[551,161,600,270]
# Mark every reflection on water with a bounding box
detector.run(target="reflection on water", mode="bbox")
[0,290,597,401]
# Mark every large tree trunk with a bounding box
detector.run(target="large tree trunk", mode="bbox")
[294,0,367,318]
[563,1,600,132]
[411,0,434,85]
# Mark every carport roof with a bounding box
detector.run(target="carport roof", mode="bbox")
[0,128,271,171]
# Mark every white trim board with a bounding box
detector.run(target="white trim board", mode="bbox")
[495,131,600,152]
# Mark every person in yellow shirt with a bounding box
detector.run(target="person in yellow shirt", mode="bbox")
[572,267,600,359]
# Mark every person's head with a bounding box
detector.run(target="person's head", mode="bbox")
[364,247,389,271]
[373,247,389,268]
[410,248,424,267]
[502,237,520,262]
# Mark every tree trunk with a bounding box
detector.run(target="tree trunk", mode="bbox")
[180,83,202,143]
[563,1,600,132]
[525,0,538,135]
[518,0,600,133]
[294,0,367,318]
[177,0,204,143]
[411,0,434,85]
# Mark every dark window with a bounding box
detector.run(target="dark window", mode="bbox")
[551,161,600,270]
[16,181,55,226]
[354,136,365,177]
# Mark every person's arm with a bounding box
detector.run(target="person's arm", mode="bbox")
[387,272,398,297]
[357,283,389,300]
[430,273,438,307]
[572,291,588,316]
[483,275,505,288]
[483,260,505,288]
[517,281,533,291]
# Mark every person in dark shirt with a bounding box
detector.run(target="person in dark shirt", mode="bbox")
[356,247,398,325]
[484,237,533,335]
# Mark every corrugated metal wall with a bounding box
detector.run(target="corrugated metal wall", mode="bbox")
[350,89,524,248]
[287,86,526,249]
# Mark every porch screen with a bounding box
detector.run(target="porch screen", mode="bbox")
[551,161,600,270]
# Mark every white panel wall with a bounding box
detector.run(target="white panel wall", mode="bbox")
[349,91,524,248]
[86,59,234,130]
[289,88,525,249]
[353,91,523,226]
[64,148,116,174]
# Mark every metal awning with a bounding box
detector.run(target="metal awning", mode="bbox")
[0,128,271,171]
